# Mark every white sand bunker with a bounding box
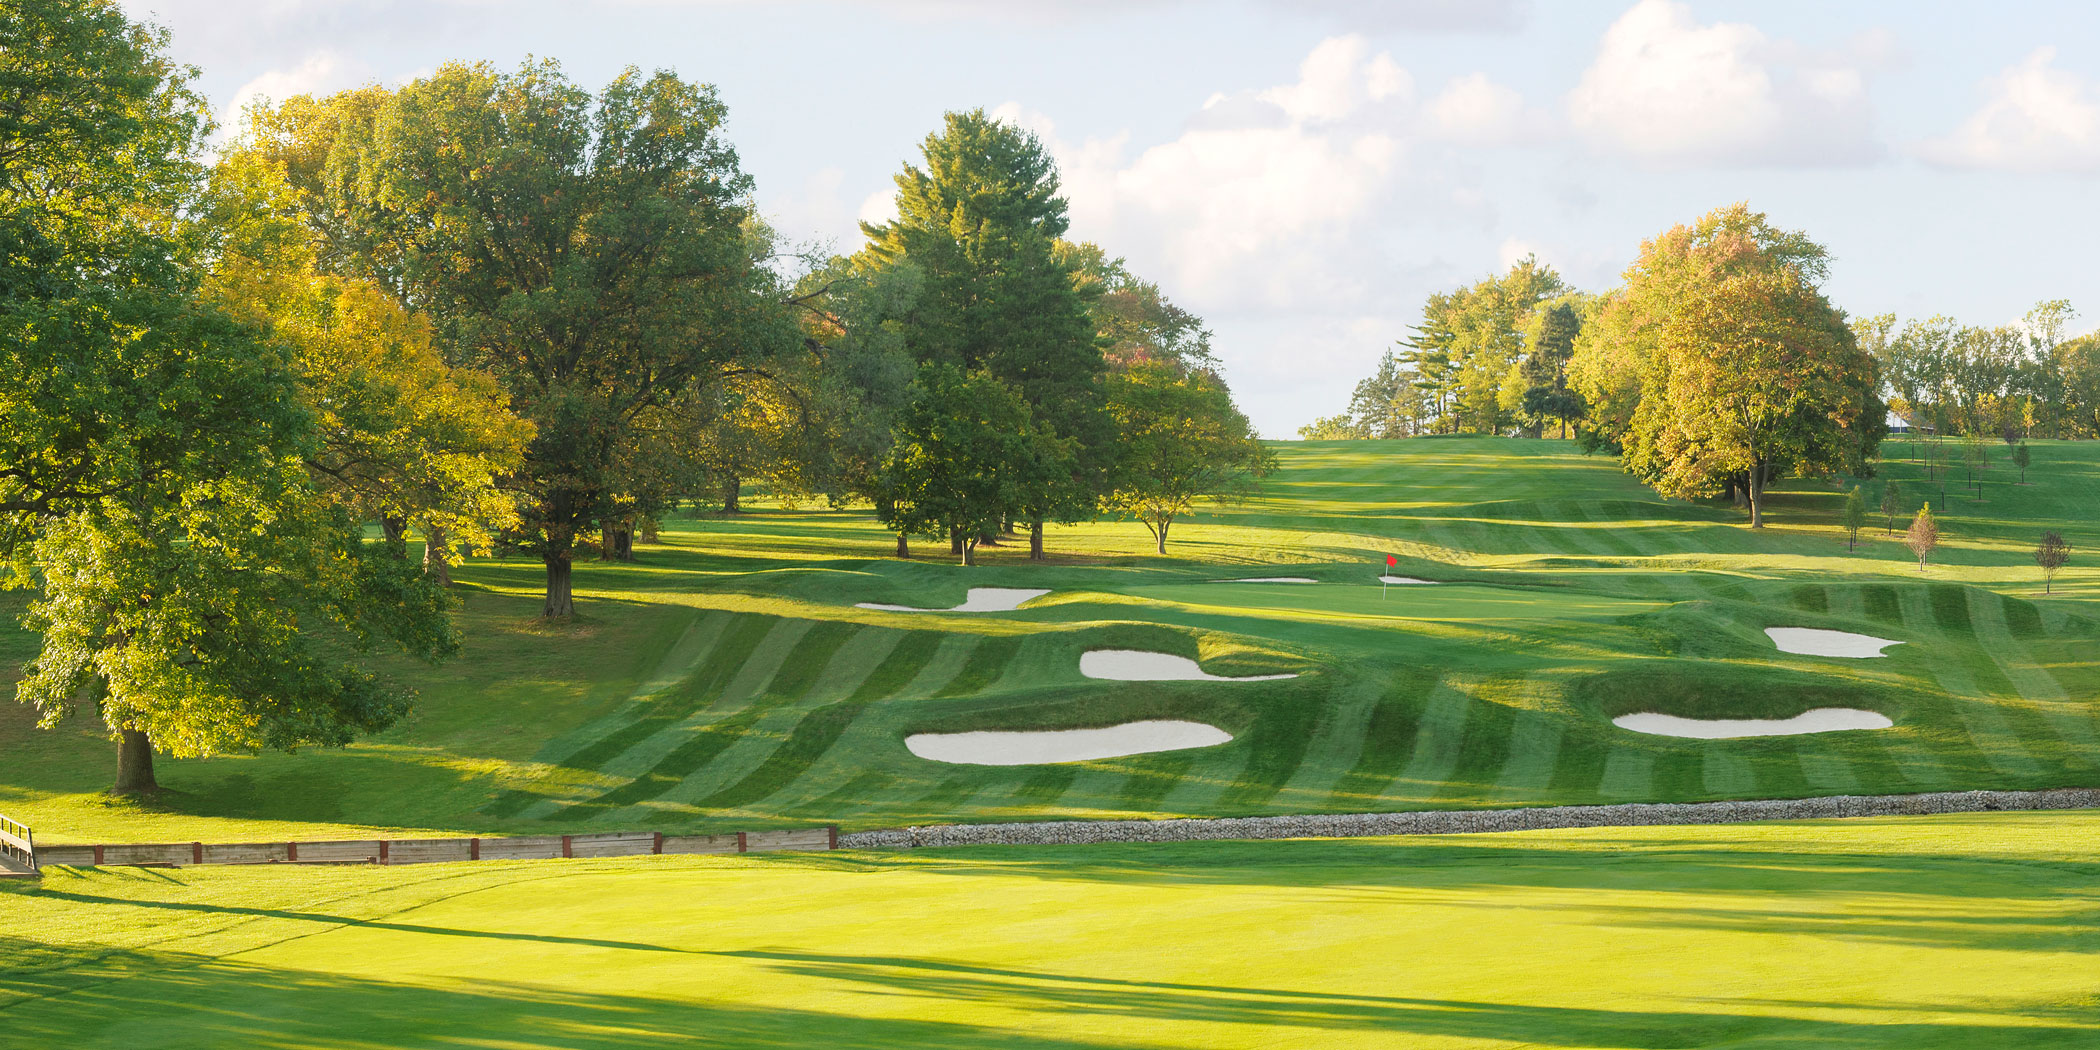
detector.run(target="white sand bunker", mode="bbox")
[1080,649,1298,682]
[907,720,1232,765]
[1214,577,1318,583]
[1614,708,1894,739]
[857,587,1050,613]
[1765,627,1902,658]
[1379,576,1435,585]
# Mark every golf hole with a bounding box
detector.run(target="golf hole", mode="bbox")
[1613,708,1894,739]
[857,587,1051,613]
[906,721,1233,765]
[1080,650,1298,682]
[1765,627,1903,658]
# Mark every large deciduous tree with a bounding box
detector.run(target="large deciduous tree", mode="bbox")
[1570,205,1885,526]
[4,0,457,794]
[876,365,1054,566]
[290,62,791,617]
[1105,360,1272,555]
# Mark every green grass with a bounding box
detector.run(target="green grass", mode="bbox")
[4,437,2099,844]
[3,811,2096,1048]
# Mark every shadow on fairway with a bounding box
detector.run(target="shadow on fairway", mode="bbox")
[3,936,2091,1049]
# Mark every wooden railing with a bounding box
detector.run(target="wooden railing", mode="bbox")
[0,813,35,874]
[29,826,837,870]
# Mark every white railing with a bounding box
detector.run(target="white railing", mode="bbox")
[0,813,35,873]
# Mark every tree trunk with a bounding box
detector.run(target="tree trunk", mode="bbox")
[960,536,976,567]
[1029,520,1044,560]
[637,517,659,543]
[380,515,407,546]
[423,524,452,586]
[977,530,1000,547]
[1156,517,1171,555]
[722,475,741,514]
[543,548,576,618]
[1747,462,1765,528]
[950,527,964,555]
[896,533,910,559]
[113,728,157,796]
[599,524,633,561]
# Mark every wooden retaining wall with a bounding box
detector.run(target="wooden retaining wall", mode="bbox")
[29,826,837,870]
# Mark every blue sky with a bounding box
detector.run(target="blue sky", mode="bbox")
[122,0,2100,435]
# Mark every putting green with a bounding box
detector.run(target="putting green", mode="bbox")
[1122,580,1663,624]
[4,811,2096,1048]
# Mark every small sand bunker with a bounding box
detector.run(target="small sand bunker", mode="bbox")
[1080,649,1298,682]
[857,587,1050,613]
[1215,577,1318,583]
[1765,627,1902,658]
[1379,576,1435,585]
[907,720,1233,765]
[1614,708,1894,739]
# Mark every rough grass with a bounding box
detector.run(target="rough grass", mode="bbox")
[2,812,2096,1049]
[3,438,2099,843]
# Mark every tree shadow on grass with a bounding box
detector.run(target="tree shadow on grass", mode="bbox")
[4,936,2092,1049]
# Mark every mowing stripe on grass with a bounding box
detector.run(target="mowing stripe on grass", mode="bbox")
[1965,588,2100,764]
[1384,677,1472,803]
[1109,749,1200,812]
[1794,736,1862,794]
[932,636,1023,699]
[1323,666,1439,809]
[1215,680,1327,809]
[1012,764,1080,805]
[690,699,879,811]
[1700,749,1757,796]
[1490,680,1563,802]
[1596,748,1655,800]
[847,632,946,703]
[896,634,982,698]
[710,619,819,714]
[1272,677,1384,807]
[1440,677,1522,803]
[554,615,774,775]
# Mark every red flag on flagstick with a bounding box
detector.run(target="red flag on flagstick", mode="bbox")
[1386,555,1397,567]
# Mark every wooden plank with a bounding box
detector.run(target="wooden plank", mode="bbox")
[566,832,657,859]
[200,843,292,865]
[659,833,744,855]
[381,839,474,865]
[98,843,195,867]
[476,835,564,861]
[34,846,96,867]
[744,828,835,853]
[294,841,383,864]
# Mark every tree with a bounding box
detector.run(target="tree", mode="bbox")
[307,62,792,617]
[1842,486,1866,551]
[876,365,1050,567]
[4,0,458,793]
[1880,479,1902,534]
[862,110,1110,559]
[2014,442,2032,483]
[2035,531,2070,594]
[199,148,533,585]
[1104,360,1273,555]
[1516,300,1588,439]
[1569,205,1885,526]
[1906,503,1940,573]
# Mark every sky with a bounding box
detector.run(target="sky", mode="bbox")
[119,0,2100,437]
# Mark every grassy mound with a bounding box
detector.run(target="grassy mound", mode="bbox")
[2,438,2097,843]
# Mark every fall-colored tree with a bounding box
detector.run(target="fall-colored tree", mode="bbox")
[1104,360,1273,555]
[2035,530,2070,594]
[1906,503,1941,573]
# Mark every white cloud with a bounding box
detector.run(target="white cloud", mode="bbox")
[1020,35,1511,313]
[219,52,358,135]
[1567,0,1879,167]
[1921,47,2100,173]
[1426,73,1529,145]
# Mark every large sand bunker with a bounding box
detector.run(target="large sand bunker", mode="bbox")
[1765,627,1903,658]
[857,587,1050,613]
[1379,576,1435,585]
[1080,649,1298,682]
[906,720,1233,765]
[1214,577,1318,583]
[1614,708,1894,739]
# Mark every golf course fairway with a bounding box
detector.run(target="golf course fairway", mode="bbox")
[4,811,2095,1048]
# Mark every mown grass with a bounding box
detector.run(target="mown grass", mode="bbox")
[2,812,2096,1048]
[2,437,2097,843]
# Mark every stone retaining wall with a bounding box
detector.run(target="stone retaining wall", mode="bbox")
[837,787,2100,850]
